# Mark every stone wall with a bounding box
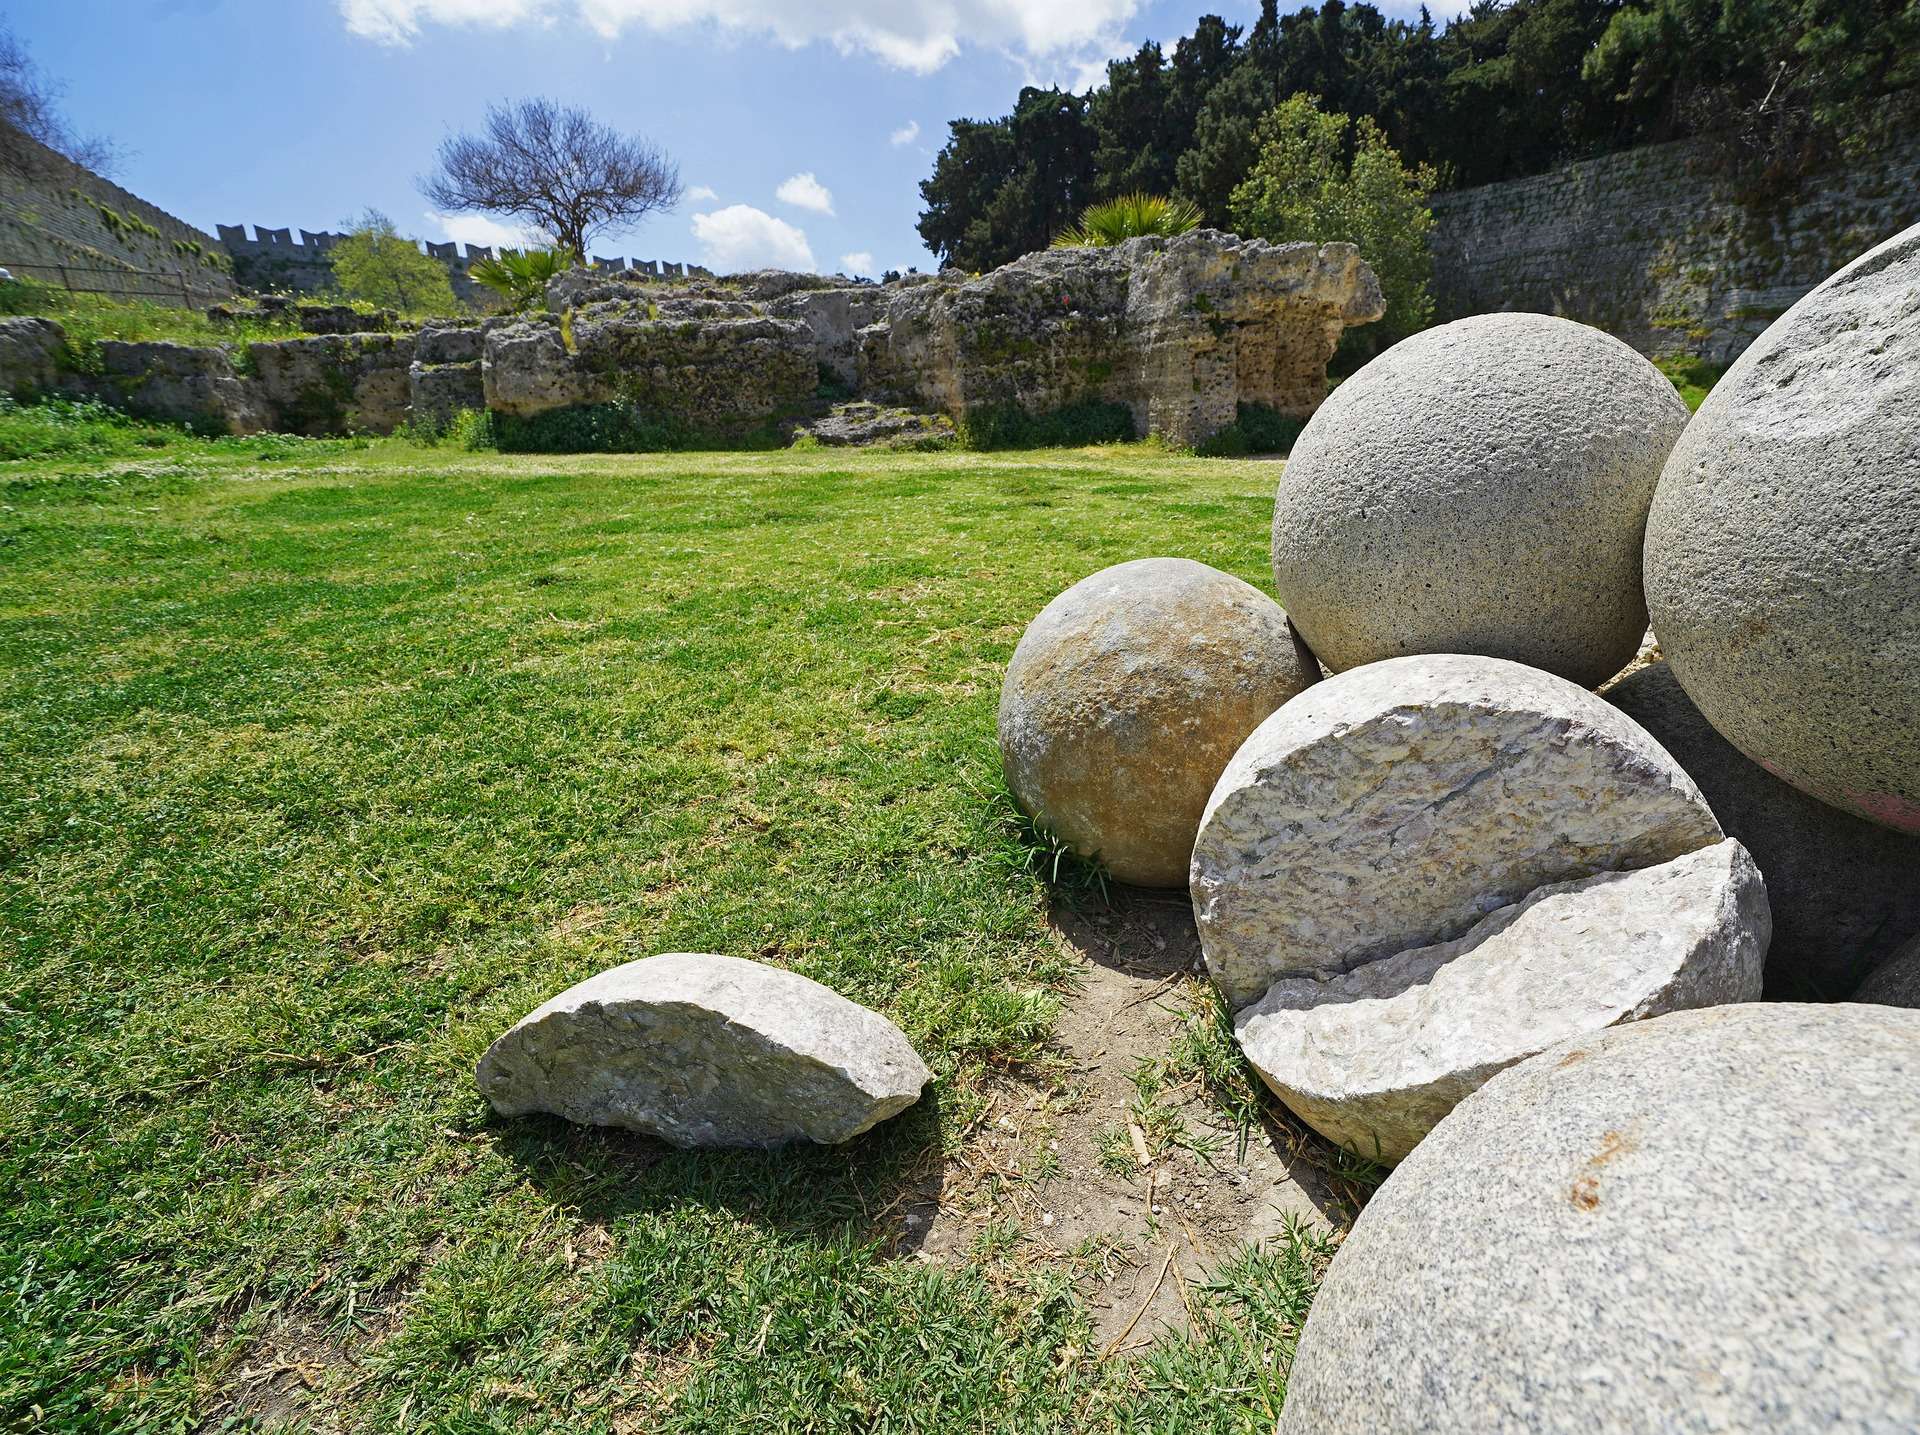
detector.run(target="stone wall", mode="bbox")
[218,223,714,306]
[0,129,236,306]
[1430,134,1920,364]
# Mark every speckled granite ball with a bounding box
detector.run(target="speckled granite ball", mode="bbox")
[1272,313,1689,687]
[1855,935,1920,1009]
[998,558,1320,888]
[1279,1003,1920,1435]
[1645,223,1920,834]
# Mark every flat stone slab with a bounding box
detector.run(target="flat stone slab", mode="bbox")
[1191,654,1724,1008]
[476,953,932,1148]
[1279,1003,1920,1434]
[1235,839,1768,1162]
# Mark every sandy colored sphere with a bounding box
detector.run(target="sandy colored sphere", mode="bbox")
[998,557,1320,888]
[1272,313,1689,688]
[1645,222,1920,833]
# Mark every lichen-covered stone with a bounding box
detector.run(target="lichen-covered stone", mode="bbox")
[408,361,485,429]
[413,321,486,367]
[95,339,269,434]
[476,953,931,1148]
[0,316,66,397]
[1271,313,1690,687]
[999,558,1321,889]
[1279,1003,1920,1434]
[863,231,1383,447]
[1190,654,1722,1008]
[1606,659,1920,999]
[249,333,416,435]
[481,306,816,431]
[1236,839,1767,1163]
[771,285,887,387]
[1645,221,1920,833]
[1855,935,1920,1008]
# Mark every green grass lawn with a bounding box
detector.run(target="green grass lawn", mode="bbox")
[0,434,1331,1432]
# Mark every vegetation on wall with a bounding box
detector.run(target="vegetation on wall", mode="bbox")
[918,0,1920,272]
[468,247,577,310]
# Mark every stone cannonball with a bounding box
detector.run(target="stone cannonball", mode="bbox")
[1278,1003,1920,1435]
[1271,313,1690,687]
[1645,223,1920,833]
[997,558,1320,888]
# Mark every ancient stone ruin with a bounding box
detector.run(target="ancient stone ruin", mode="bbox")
[0,229,1382,449]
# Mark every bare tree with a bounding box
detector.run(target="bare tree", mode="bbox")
[0,22,119,177]
[420,99,682,262]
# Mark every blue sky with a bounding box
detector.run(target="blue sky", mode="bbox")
[13,0,1465,276]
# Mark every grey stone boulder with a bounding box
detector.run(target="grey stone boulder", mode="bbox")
[1855,935,1920,1008]
[0,315,66,397]
[413,321,486,367]
[1645,222,1920,834]
[1235,839,1767,1163]
[1191,654,1724,1009]
[1279,1003,1920,1434]
[475,953,931,1147]
[93,340,270,435]
[1606,659,1920,998]
[249,333,416,435]
[999,557,1321,889]
[1272,312,1689,687]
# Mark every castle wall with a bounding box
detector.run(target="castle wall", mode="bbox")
[0,130,236,305]
[1429,133,1920,364]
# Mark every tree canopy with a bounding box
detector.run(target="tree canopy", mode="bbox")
[917,0,1920,270]
[329,211,460,316]
[421,98,682,263]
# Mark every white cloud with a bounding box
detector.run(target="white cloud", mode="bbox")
[839,251,877,277]
[425,210,547,250]
[686,184,719,202]
[889,120,920,147]
[775,171,835,216]
[691,205,816,273]
[338,0,1144,74]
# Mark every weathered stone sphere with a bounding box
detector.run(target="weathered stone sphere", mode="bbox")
[1645,223,1920,833]
[1272,313,1690,687]
[998,558,1319,888]
[1606,660,1920,999]
[1856,935,1920,1009]
[1280,1004,1920,1434]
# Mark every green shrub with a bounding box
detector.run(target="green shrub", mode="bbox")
[396,407,499,450]
[955,400,1135,450]
[1229,94,1438,365]
[1052,193,1203,248]
[468,248,576,311]
[1195,402,1307,457]
[329,210,462,317]
[487,402,788,454]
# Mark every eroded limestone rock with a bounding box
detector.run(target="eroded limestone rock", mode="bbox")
[1191,654,1723,1009]
[95,339,270,434]
[249,333,416,435]
[1236,839,1767,1162]
[862,231,1383,447]
[476,953,931,1148]
[0,316,65,397]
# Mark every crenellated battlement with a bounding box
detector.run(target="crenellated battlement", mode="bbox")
[216,224,711,302]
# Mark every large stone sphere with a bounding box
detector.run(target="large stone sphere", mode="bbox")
[1272,313,1690,687]
[998,558,1319,888]
[1279,1003,1920,1434]
[1645,223,1920,833]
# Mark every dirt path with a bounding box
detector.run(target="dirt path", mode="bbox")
[906,889,1351,1348]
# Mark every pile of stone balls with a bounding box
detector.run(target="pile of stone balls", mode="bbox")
[1002,226,1920,1430]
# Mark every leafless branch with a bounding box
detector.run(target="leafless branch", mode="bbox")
[419,98,682,261]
